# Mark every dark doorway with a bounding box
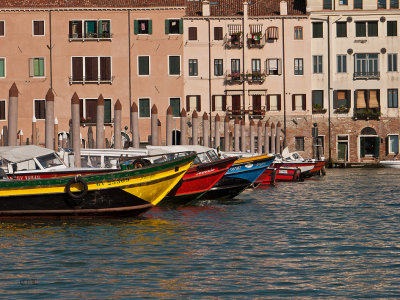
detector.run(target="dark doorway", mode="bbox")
[172,130,181,145]
[360,136,380,158]
[232,95,241,115]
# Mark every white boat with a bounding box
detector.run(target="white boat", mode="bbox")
[380,160,400,168]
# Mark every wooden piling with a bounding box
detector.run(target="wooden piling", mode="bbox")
[241,119,246,153]
[271,122,276,154]
[257,120,262,154]
[114,100,122,149]
[32,117,37,146]
[8,83,18,146]
[71,92,81,167]
[276,121,281,154]
[234,118,240,152]
[180,108,187,145]
[215,114,220,149]
[151,104,158,146]
[192,110,198,145]
[224,116,230,152]
[250,119,255,154]
[264,121,269,154]
[45,88,55,149]
[54,117,58,150]
[96,94,105,149]
[166,106,173,146]
[131,101,140,148]
[203,112,209,147]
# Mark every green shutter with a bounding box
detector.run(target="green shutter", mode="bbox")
[0,59,4,77]
[138,56,149,75]
[104,99,111,123]
[375,137,380,158]
[39,58,44,76]
[139,99,150,118]
[134,20,139,35]
[179,19,183,34]
[34,58,39,76]
[148,20,152,34]
[165,20,169,34]
[98,20,103,36]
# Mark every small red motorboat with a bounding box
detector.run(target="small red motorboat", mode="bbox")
[254,168,276,185]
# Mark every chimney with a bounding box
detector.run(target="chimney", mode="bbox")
[243,1,248,17]
[280,0,288,16]
[202,0,210,17]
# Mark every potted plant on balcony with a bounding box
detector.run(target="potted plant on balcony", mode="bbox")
[312,104,327,114]
[231,32,242,46]
[334,105,349,114]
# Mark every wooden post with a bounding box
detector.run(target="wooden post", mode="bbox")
[158,119,162,146]
[276,121,281,154]
[131,101,140,148]
[264,121,269,154]
[151,104,158,146]
[203,112,209,147]
[54,117,58,151]
[166,106,173,146]
[19,130,23,146]
[241,119,246,152]
[96,94,105,149]
[234,118,240,152]
[192,110,198,145]
[114,99,122,149]
[180,108,187,145]
[32,116,37,146]
[8,83,18,146]
[271,122,276,154]
[250,119,255,153]
[45,88,55,149]
[215,114,220,149]
[71,92,81,167]
[257,120,263,154]
[224,115,230,152]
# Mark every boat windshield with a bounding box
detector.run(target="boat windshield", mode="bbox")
[207,150,219,161]
[36,153,64,169]
[194,152,211,164]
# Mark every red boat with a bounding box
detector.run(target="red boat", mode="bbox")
[254,168,276,185]
[274,167,302,181]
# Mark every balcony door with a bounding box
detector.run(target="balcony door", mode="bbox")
[232,95,241,115]
[252,95,261,113]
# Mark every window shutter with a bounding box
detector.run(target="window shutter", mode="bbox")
[186,95,190,111]
[134,20,139,35]
[222,95,227,111]
[278,59,282,75]
[148,20,152,34]
[72,57,83,81]
[79,99,83,119]
[212,95,215,111]
[277,95,282,111]
[33,21,39,35]
[292,94,295,110]
[39,21,44,35]
[100,57,111,81]
[196,95,201,111]
[0,21,4,36]
[302,94,306,110]
[0,59,4,77]
[165,20,169,34]
[34,100,40,119]
[346,90,351,108]
[76,21,82,38]
[266,95,270,111]
[98,20,103,36]
[29,58,34,77]
[333,90,338,109]
[385,136,389,155]
[189,27,197,40]
[179,19,183,34]
[266,60,270,74]
[69,21,73,38]
[0,101,5,120]
[104,99,111,123]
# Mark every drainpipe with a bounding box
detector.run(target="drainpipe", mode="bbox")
[128,10,132,141]
[242,2,248,117]
[49,10,53,89]
[328,16,332,162]
[208,19,212,146]
[281,17,287,148]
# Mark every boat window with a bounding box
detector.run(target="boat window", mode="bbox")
[15,160,38,171]
[197,152,211,163]
[36,154,64,169]
[207,150,219,161]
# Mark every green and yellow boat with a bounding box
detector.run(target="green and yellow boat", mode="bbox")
[0,151,196,218]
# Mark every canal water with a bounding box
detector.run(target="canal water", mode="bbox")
[1,168,400,298]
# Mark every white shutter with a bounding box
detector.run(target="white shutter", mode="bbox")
[29,58,34,77]
[278,59,282,75]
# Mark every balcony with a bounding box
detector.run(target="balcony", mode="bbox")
[353,71,380,80]
[225,33,243,49]
[247,33,265,48]
[69,76,115,85]
[69,32,113,42]
[225,73,244,84]
[354,108,381,120]
[226,106,245,119]
[248,106,266,119]
[247,72,266,84]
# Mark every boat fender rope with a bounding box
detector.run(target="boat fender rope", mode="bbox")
[65,176,88,200]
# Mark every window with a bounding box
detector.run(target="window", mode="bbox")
[80,98,111,123]
[267,26,278,40]
[391,0,399,8]
[267,94,281,111]
[266,59,281,75]
[295,137,305,151]
[214,27,223,40]
[323,0,332,9]
[189,59,198,76]
[212,95,226,111]
[355,53,379,75]
[388,53,398,72]
[292,94,306,111]
[312,22,323,38]
[134,20,152,35]
[313,55,323,74]
[33,20,44,36]
[0,21,4,37]
[339,0,348,4]
[387,21,397,36]
[29,58,45,77]
[312,90,324,109]
[71,56,111,83]
[139,98,150,118]
[169,98,180,117]
[354,0,363,8]
[214,59,223,76]
[186,95,201,112]
[77,20,111,39]
[336,22,347,37]
[294,58,303,75]
[0,58,4,77]
[337,55,347,73]
[388,135,399,154]
[378,0,387,8]
[0,100,5,120]
[294,26,303,40]
[165,19,183,34]
[168,56,180,76]
[388,89,398,108]
[34,99,46,120]
[231,59,240,74]
[188,27,197,40]
[138,56,150,76]
[356,21,378,37]
[252,59,261,73]
[334,90,351,109]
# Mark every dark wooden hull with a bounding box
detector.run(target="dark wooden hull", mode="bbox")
[198,176,251,200]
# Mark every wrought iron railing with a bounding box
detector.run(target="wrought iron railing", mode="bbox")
[353,71,380,80]
[248,106,266,119]
[69,32,113,41]
[69,76,115,85]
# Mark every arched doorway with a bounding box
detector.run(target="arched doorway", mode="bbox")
[360,127,379,158]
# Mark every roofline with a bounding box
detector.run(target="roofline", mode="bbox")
[0,7,186,12]
[183,15,308,20]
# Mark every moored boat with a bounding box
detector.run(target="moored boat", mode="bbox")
[380,159,400,168]
[0,151,196,217]
[254,167,277,185]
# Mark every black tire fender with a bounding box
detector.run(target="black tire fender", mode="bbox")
[65,176,88,200]
[132,158,146,169]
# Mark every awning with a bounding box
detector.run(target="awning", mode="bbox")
[225,90,243,96]
[267,26,279,39]
[369,90,379,108]
[248,90,267,96]
[250,24,263,34]
[356,90,367,108]
[228,24,242,35]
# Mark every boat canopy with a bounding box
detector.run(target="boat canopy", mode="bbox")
[146,145,213,155]
[0,145,55,163]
